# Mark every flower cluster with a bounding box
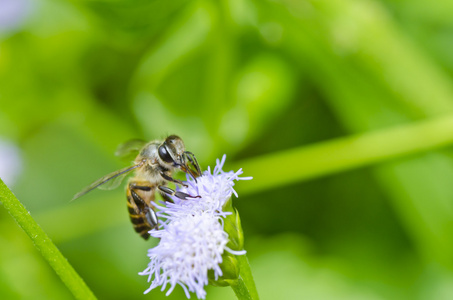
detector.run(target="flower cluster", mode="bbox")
[139,155,251,299]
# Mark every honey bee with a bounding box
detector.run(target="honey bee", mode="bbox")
[73,135,202,240]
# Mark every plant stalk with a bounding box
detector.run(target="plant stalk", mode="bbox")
[0,179,96,300]
[235,113,453,195]
[230,254,259,300]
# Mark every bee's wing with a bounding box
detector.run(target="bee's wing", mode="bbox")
[115,139,147,161]
[72,163,142,201]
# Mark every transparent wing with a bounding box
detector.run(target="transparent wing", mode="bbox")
[115,139,147,161]
[97,168,133,191]
[72,163,142,201]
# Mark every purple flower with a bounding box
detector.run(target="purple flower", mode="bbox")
[139,155,252,299]
[0,139,23,186]
[0,0,31,33]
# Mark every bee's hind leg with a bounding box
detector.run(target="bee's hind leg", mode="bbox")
[127,181,159,240]
[144,206,159,231]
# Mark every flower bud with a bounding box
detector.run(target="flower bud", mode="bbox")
[208,197,246,287]
[208,252,240,286]
[223,199,245,251]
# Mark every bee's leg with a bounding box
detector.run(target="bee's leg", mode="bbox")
[127,181,158,240]
[161,193,175,204]
[158,185,201,200]
[159,172,188,187]
[182,151,202,180]
[144,207,159,231]
[129,181,152,192]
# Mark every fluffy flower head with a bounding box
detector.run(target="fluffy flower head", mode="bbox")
[139,155,251,299]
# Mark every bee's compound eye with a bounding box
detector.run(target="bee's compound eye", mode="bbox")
[158,145,173,163]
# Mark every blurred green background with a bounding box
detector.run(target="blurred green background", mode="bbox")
[2,0,453,299]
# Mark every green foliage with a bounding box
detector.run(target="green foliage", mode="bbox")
[2,0,453,299]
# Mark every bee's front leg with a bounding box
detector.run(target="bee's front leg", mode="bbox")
[159,172,188,187]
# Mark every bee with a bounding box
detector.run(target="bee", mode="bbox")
[73,135,202,240]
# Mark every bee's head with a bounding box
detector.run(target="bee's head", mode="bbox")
[158,135,184,165]
[158,135,201,179]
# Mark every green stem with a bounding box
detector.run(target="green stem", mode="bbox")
[234,113,453,195]
[0,179,96,300]
[230,255,259,300]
